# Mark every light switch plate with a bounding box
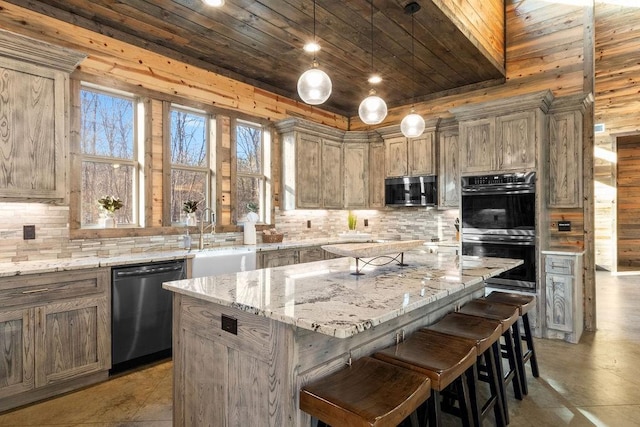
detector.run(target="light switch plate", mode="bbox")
[23,225,36,240]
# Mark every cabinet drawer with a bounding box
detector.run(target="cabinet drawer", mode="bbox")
[0,268,109,309]
[544,256,573,275]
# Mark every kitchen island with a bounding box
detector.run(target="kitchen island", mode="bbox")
[163,249,522,427]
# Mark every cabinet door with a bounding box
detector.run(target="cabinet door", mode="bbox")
[496,111,536,171]
[322,139,343,208]
[0,60,66,199]
[408,132,436,176]
[369,142,386,208]
[385,137,408,178]
[0,308,34,399]
[460,118,495,173]
[439,130,459,208]
[343,143,368,208]
[545,273,573,332]
[258,250,298,268]
[298,247,325,264]
[549,111,582,207]
[35,296,110,388]
[296,133,322,208]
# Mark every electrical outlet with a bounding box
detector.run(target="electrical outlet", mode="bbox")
[364,219,369,227]
[221,314,238,335]
[307,220,311,228]
[23,225,36,240]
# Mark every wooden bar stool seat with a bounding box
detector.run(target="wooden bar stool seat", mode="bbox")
[300,356,431,427]
[374,329,478,427]
[457,298,524,420]
[425,312,506,427]
[485,291,540,393]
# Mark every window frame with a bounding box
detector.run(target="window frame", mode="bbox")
[78,83,143,229]
[168,103,216,226]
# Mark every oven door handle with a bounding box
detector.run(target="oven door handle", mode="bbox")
[461,187,535,196]
[462,235,535,245]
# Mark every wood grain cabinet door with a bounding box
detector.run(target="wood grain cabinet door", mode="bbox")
[385,137,408,178]
[258,250,298,268]
[0,59,66,199]
[460,118,495,173]
[321,139,343,208]
[496,111,536,171]
[368,142,386,208]
[545,274,574,332]
[549,111,582,207]
[408,132,436,176]
[439,130,460,208]
[343,143,368,209]
[295,134,322,208]
[34,296,110,388]
[0,308,35,399]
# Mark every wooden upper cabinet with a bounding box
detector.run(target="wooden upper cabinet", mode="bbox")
[322,139,343,209]
[460,118,495,173]
[438,125,460,208]
[496,111,536,171]
[0,30,84,201]
[408,132,436,176]
[296,133,322,208]
[549,110,583,208]
[343,143,368,209]
[369,142,386,208]
[385,137,408,178]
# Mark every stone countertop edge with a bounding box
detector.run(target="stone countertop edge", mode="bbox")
[163,254,523,339]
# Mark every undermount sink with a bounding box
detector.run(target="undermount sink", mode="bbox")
[191,247,256,278]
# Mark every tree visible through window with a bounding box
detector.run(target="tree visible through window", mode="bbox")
[80,87,137,226]
[236,121,269,223]
[170,106,210,224]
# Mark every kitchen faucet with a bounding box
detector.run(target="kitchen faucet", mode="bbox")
[199,207,215,250]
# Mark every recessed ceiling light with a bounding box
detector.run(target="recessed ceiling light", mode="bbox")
[303,42,321,53]
[202,0,224,7]
[368,74,382,84]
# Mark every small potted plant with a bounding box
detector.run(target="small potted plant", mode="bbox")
[97,195,123,228]
[182,200,198,226]
[347,210,357,232]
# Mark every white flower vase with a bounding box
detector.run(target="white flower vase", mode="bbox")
[104,213,116,228]
[186,213,197,226]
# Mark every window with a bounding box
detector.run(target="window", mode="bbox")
[236,120,271,223]
[80,85,140,227]
[170,105,213,224]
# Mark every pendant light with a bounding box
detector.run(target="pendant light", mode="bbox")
[401,2,426,138]
[297,0,332,105]
[358,0,387,125]
[202,0,224,7]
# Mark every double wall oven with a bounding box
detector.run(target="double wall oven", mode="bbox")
[461,172,537,291]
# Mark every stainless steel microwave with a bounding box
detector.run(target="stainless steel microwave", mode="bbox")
[385,176,437,206]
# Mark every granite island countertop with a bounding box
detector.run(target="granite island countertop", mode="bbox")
[163,249,522,338]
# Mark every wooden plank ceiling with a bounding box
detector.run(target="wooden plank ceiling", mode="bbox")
[8,0,506,116]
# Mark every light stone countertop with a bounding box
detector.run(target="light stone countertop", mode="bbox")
[163,249,523,338]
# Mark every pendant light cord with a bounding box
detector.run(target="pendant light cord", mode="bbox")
[411,12,415,107]
[313,0,317,62]
[370,0,374,73]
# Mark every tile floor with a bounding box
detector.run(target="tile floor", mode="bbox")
[1,271,639,426]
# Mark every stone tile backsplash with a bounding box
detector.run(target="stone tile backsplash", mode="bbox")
[0,203,459,262]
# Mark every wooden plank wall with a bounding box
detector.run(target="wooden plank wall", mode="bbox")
[433,0,505,72]
[616,136,640,269]
[594,4,640,272]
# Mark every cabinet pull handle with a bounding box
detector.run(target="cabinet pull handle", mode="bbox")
[551,263,567,268]
[22,288,50,294]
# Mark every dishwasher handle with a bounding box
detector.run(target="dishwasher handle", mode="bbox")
[114,264,184,278]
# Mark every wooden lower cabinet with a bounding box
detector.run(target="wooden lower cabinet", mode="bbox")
[0,268,110,412]
[257,246,343,269]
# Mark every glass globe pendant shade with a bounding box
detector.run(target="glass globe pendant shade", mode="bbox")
[401,110,426,138]
[358,90,388,125]
[297,62,332,105]
[202,0,224,6]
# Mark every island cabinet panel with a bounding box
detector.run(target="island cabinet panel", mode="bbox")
[438,125,460,208]
[496,111,536,171]
[460,118,495,173]
[343,143,368,208]
[258,249,298,268]
[368,142,386,208]
[0,308,34,399]
[296,134,322,208]
[322,139,343,209]
[549,111,583,208]
[297,246,325,264]
[174,294,295,427]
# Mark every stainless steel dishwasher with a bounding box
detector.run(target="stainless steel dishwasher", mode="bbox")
[111,260,185,371]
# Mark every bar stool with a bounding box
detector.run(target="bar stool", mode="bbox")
[374,329,478,427]
[424,312,506,427]
[457,298,524,423]
[300,356,431,427]
[485,291,540,394]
